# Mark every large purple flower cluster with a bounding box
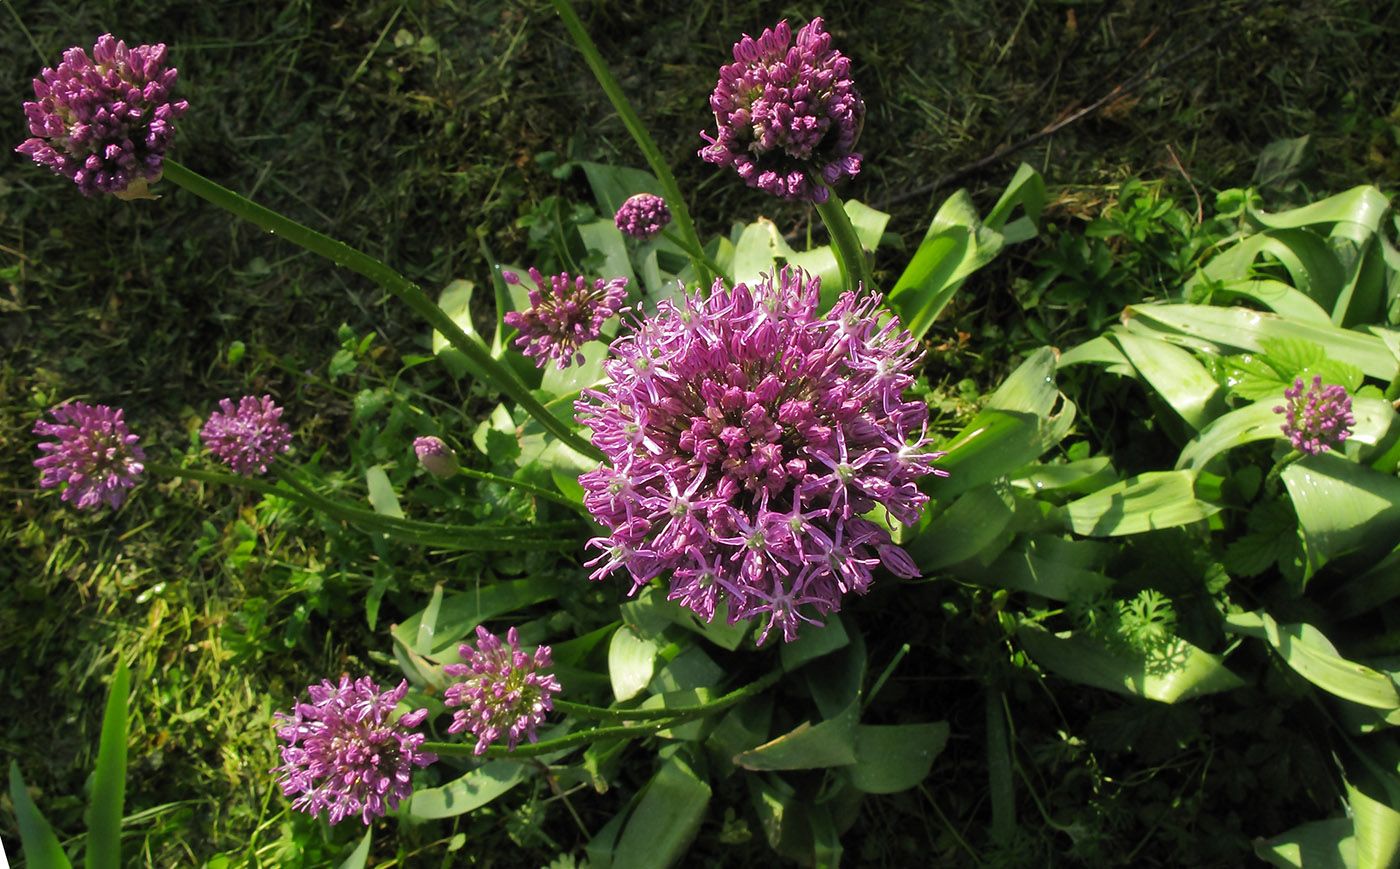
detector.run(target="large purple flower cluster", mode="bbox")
[1275,375,1355,456]
[503,267,629,369]
[200,395,292,475]
[443,626,561,755]
[272,676,437,826]
[17,34,188,196]
[698,18,864,203]
[576,268,942,644]
[33,402,146,510]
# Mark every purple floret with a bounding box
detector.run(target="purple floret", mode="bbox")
[614,193,672,240]
[1274,375,1355,455]
[503,267,629,369]
[200,395,292,475]
[443,626,561,755]
[33,402,145,510]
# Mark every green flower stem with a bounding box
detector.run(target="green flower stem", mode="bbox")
[146,462,583,551]
[159,160,603,463]
[1264,449,1302,492]
[553,669,780,721]
[814,183,877,295]
[550,0,716,288]
[423,720,675,759]
[659,229,728,286]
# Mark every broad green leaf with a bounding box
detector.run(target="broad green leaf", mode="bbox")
[432,279,497,382]
[579,161,662,217]
[10,761,73,869]
[647,644,723,695]
[959,535,1114,601]
[577,218,637,291]
[1249,185,1392,236]
[1063,471,1221,536]
[1211,278,1333,325]
[1058,334,1131,371]
[1224,612,1400,709]
[391,576,559,656]
[804,618,867,720]
[731,218,798,287]
[983,163,1044,243]
[889,189,1005,340]
[1329,547,1400,620]
[414,584,444,655]
[608,625,659,702]
[1176,400,1284,471]
[1255,817,1357,869]
[1193,228,1344,310]
[407,761,528,819]
[88,660,130,869]
[540,342,607,396]
[364,465,405,518]
[706,695,775,777]
[1109,332,1226,430]
[338,829,373,869]
[906,483,1015,571]
[611,755,711,869]
[735,699,860,771]
[780,615,850,672]
[1016,625,1246,702]
[848,722,950,794]
[844,199,891,250]
[1010,456,1117,497]
[1124,304,1398,381]
[1282,454,1400,575]
[809,803,845,868]
[1348,775,1400,869]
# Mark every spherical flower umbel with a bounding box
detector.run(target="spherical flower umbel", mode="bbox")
[614,193,672,241]
[413,436,460,478]
[1275,375,1355,455]
[200,395,292,475]
[575,267,944,644]
[698,17,864,203]
[33,402,146,510]
[503,267,629,369]
[443,626,561,755]
[272,676,436,826]
[16,33,189,196]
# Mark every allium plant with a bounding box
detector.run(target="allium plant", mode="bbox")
[698,17,864,203]
[272,676,437,826]
[614,193,672,240]
[413,435,460,478]
[33,402,146,510]
[16,33,189,197]
[1275,375,1355,456]
[200,395,292,475]
[443,626,562,755]
[503,267,629,369]
[576,267,943,644]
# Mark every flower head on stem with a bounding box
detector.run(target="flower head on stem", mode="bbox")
[33,402,145,510]
[1274,375,1355,456]
[614,193,672,240]
[413,435,460,478]
[503,267,629,369]
[200,395,292,475]
[444,626,562,755]
[17,33,189,197]
[576,267,944,644]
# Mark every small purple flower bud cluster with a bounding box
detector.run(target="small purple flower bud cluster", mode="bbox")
[16,34,189,196]
[33,402,146,510]
[503,267,629,369]
[272,676,437,826]
[614,193,672,241]
[443,626,561,755]
[413,436,460,478]
[1274,375,1355,455]
[699,18,864,203]
[575,267,944,644]
[200,395,292,475]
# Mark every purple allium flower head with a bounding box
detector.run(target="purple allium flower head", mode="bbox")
[502,267,629,369]
[413,436,460,478]
[33,402,145,510]
[443,626,561,755]
[272,676,436,825]
[575,267,944,644]
[200,395,292,475]
[614,193,672,241]
[698,17,864,203]
[16,34,189,197]
[1274,375,1355,455]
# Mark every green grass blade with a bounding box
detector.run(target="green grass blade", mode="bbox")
[86,659,130,869]
[9,760,74,869]
[337,828,373,869]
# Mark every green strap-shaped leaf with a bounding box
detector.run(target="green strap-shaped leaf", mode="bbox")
[1017,624,1246,703]
[847,722,950,794]
[610,755,712,869]
[1211,278,1333,325]
[888,189,1005,340]
[390,576,560,656]
[1109,332,1226,430]
[9,760,74,869]
[1063,470,1221,536]
[1348,776,1400,869]
[1248,185,1392,236]
[735,699,860,771]
[608,625,660,703]
[1282,454,1400,577]
[1254,817,1357,869]
[1224,612,1400,709]
[959,535,1115,602]
[906,483,1016,571]
[407,761,529,819]
[87,660,130,869]
[337,828,373,869]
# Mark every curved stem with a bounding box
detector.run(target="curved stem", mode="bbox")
[423,720,674,759]
[160,160,604,463]
[814,184,877,296]
[553,669,780,721]
[550,0,715,288]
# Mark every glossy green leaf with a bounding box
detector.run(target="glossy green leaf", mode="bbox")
[1211,278,1333,325]
[364,465,405,519]
[1195,228,1343,310]
[848,722,949,794]
[982,162,1044,243]
[611,755,711,869]
[10,760,73,869]
[432,279,497,382]
[1255,817,1357,869]
[889,189,1004,340]
[608,625,659,702]
[1282,454,1400,575]
[1223,612,1400,709]
[1109,332,1226,430]
[780,615,850,672]
[391,576,558,656]
[906,483,1016,571]
[87,660,130,869]
[959,535,1115,601]
[1249,185,1392,235]
[579,161,662,217]
[338,829,373,869]
[407,761,528,819]
[1010,456,1116,497]
[735,699,860,771]
[1348,776,1400,869]
[1177,400,1285,470]
[1017,625,1245,702]
[414,584,444,655]
[1063,470,1221,536]
[577,217,637,291]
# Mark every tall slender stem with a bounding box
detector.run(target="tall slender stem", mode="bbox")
[551,0,718,288]
[160,160,604,463]
[815,184,877,296]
